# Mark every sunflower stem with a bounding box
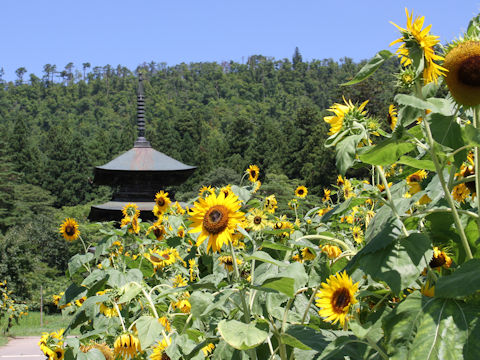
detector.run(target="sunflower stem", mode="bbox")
[140,287,159,319]
[422,118,473,260]
[474,105,480,234]
[375,165,409,237]
[294,234,353,252]
[300,283,321,325]
[114,302,126,332]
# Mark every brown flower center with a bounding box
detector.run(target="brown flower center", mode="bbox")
[297,189,304,195]
[409,174,421,182]
[65,225,75,236]
[332,288,351,313]
[429,253,446,268]
[162,253,171,260]
[157,198,165,207]
[250,170,257,179]
[203,205,229,234]
[56,351,63,358]
[253,216,262,225]
[458,55,480,86]
[150,255,161,262]
[153,227,164,239]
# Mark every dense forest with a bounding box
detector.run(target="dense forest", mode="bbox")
[0,49,398,305]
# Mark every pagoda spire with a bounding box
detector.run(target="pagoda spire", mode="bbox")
[134,73,151,147]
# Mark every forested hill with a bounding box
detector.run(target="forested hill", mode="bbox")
[0,52,398,228]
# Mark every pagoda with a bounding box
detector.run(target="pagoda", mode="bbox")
[88,74,196,222]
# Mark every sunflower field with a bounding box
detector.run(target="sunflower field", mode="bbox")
[43,9,480,360]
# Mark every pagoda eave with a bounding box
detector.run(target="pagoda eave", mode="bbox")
[93,168,196,186]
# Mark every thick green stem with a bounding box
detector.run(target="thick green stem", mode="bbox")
[375,166,409,237]
[423,119,473,260]
[294,234,353,252]
[300,284,321,325]
[474,106,480,234]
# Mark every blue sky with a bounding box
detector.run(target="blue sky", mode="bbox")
[1,1,479,81]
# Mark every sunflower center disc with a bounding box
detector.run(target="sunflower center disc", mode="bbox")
[332,288,350,313]
[153,228,164,238]
[203,205,229,234]
[458,55,480,86]
[65,226,75,236]
[254,216,262,224]
[429,253,446,268]
[157,198,165,206]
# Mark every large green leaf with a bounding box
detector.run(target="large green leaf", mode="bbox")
[117,281,142,303]
[136,315,166,349]
[218,320,269,350]
[359,139,415,166]
[76,349,105,360]
[427,113,465,167]
[260,277,296,298]
[342,50,393,86]
[244,251,287,267]
[68,253,94,275]
[435,259,480,298]
[351,233,432,294]
[335,134,364,175]
[383,292,480,360]
[397,155,435,171]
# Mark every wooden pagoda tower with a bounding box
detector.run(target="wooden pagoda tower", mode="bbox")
[88,74,196,222]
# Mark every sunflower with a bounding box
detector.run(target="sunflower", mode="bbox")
[219,255,242,272]
[295,185,308,198]
[99,303,120,318]
[246,165,260,182]
[188,192,245,253]
[337,175,345,186]
[351,226,363,244]
[342,179,355,199]
[59,218,80,241]
[321,244,342,259]
[390,8,447,84]
[220,184,233,198]
[324,96,369,135]
[172,274,188,287]
[429,247,452,270]
[199,185,215,198]
[246,208,269,231]
[188,259,197,282]
[459,152,476,194]
[122,203,140,218]
[252,180,262,193]
[147,220,166,241]
[80,343,113,360]
[318,207,332,217]
[315,271,359,328]
[264,194,278,214]
[444,40,480,106]
[114,333,141,359]
[173,294,191,313]
[150,337,171,360]
[158,316,171,332]
[51,348,64,360]
[75,296,86,307]
[154,190,171,214]
[177,226,185,238]
[452,183,470,202]
[421,280,435,297]
[202,343,215,356]
[322,189,331,203]
[146,248,178,270]
[387,104,398,131]
[301,247,316,261]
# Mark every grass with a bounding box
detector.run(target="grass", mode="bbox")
[0,312,77,346]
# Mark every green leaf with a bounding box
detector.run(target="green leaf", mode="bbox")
[397,155,436,171]
[383,292,480,360]
[260,277,295,298]
[395,94,431,111]
[427,113,465,167]
[62,283,87,305]
[76,349,105,360]
[341,50,393,85]
[435,259,480,298]
[359,138,415,166]
[462,124,480,147]
[218,320,269,350]
[68,253,94,275]
[117,282,142,303]
[244,251,287,267]
[136,315,166,349]
[335,134,364,175]
[260,241,292,252]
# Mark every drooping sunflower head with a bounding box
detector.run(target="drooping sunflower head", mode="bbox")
[390,8,447,84]
[59,218,80,241]
[264,194,278,214]
[387,104,398,131]
[444,39,480,106]
[80,343,113,360]
[321,244,342,259]
[122,203,140,219]
[154,191,171,214]
[301,247,316,261]
[188,192,245,253]
[147,220,166,241]
[114,333,141,359]
[316,271,359,328]
[219,255,242,272]
[295,185,308,198]
[429,246,452,270]
[246,165,260,182]
[324,96,369,136]
[246,208,269,231]
[202,343,215,356]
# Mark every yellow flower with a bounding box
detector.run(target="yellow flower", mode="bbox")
[122,203,140,218]
[390,8,447,84]
[146,248,178,270]
[189,192,245,253]
[315,271,359,328]
[75,296,86,307]
[177,226,185,238]
[59,218,80,241]
[199,185,215,198]
[188,259,198,282]
[173,296,191,313]
[150,337,171,360]
[421,280,435,297]
[158,316,171,332]
[147,220,166,241]
[301,247,316,261]
[114,333,141,359]
[452,183,470,202]
[318,207,332,217]
[387,104,398,131]
[292,254,303,263]
[324,96,369,135]
[246,208,269,231]
[343,179,355,199]
[295,185,308,198]
[444,40,480,106]
[322,189,331,202]
[252,180,262,193]
[172,274,188,287]
[219,255,242,272]
[264,194,278,214]
[429,247,452,270]
[154,190,171,214]
[321,244,342,259]
[351,226,363,244]
[246,165,260,182]
[202,343,215,356]
[80,343,113,360]
[337,175,345,186]
[99,303,120,318]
